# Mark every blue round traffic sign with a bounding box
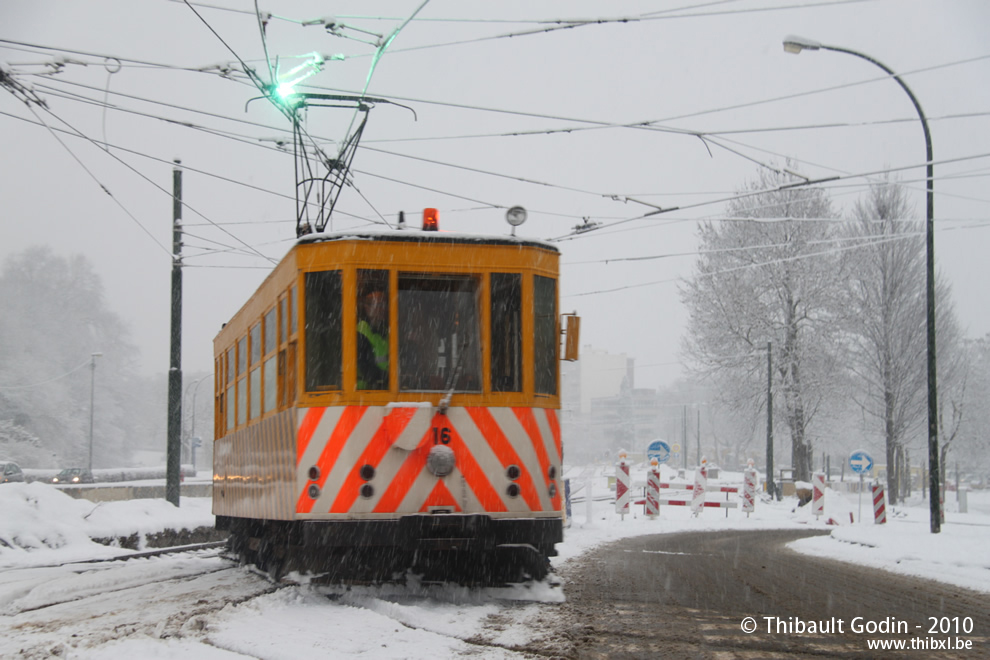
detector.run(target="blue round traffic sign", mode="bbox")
[647,441,671,464]
[849,450,873,474]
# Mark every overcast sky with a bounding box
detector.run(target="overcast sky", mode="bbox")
[2,0,989,390]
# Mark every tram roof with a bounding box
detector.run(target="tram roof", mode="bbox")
[296,228,559,253]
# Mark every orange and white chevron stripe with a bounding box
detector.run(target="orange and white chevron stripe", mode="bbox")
[295,404,562,519]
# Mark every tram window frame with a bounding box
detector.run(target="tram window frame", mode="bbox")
[490,272,522,393]
[262,307,277,414]
[216,355,224,438]
[356,269,390,391]
[534,275,558,395]
[249,322,261,420]
[304,270,343,391]
[236,337,247,426]
[277,294,288,409]
[398,272,482,393]
[290,285,297,336]
[225,348,234,432]
[283,287,297,407]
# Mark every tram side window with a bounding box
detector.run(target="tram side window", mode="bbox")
[357,269,390,391]
[263,308,276,413]
[236,337,247,426]
[491,273,522,392]
[398,273,481,392]
[304,270,342,390]
[534,275,557,395]
[226,346,235,431]
[249,323,261,419]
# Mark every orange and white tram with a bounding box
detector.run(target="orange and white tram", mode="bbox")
[212,210,578,583]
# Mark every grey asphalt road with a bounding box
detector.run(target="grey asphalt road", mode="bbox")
[512,529,989,659]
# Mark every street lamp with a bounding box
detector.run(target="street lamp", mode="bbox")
[184,374,210,469]
[783,36,940,533]
[88,352,103,472]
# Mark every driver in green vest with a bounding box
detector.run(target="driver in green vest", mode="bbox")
[357,289,388,389]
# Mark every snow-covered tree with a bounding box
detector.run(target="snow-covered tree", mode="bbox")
[843,181,925,502]
[682,167,846,481]
[842,179,964,501]
[0,247,139,467]
[955,335,990,482]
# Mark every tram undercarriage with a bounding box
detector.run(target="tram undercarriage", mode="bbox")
[220,514,561,586]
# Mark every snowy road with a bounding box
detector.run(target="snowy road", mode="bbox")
[527,529,990,658]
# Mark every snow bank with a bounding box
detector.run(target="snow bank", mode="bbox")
[0,482,214,568]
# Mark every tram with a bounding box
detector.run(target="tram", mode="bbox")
[212,209,578,584]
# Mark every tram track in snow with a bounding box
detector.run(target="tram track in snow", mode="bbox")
[0,552,281,658]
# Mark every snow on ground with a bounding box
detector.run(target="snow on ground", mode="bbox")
[1,463,988,658]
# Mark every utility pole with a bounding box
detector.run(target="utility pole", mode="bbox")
[766,342,775,499]
[696,408,701,466]
[682,405,687,469]
[166,160,183,506]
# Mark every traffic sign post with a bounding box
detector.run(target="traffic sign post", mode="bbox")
[849,450,873,523]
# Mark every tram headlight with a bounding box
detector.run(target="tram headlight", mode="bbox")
[308,484,321,499]
[427,445,455,477]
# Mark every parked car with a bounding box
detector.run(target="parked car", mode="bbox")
[0,461,25,484]
[51,467,95,484]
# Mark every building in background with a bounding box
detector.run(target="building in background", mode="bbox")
[562,346,665,462]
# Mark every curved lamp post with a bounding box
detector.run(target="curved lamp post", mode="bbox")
[783,36,940,533]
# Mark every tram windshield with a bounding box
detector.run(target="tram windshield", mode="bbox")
[398,273,481,392]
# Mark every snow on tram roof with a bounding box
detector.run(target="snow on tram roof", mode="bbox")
[296,227,559,252]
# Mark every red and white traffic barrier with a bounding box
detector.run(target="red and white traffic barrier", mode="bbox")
[742,464,757,515]
[812,472,825,519]
[691,458,708,514]
[658,483,739,493]
[872,482,887,524]
[646,459,660,519]
[615,451,631,518]
[660,499,737,510]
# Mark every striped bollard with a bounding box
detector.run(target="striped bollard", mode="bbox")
[616,451,631,519]
[646,459,660,519]
[812,472,825,519]
[872,482,887,524]
[742,463,757,516]
[690,457,708,515]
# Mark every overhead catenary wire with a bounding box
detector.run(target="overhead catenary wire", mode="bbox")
[5,13,989,258]
[9,77,984,251]
[18,104,173,258]
[10,63,988,245]
[564,229,927,266]
[547,151,990,242]
[565,229,927,299]
[18,67,946,228]
[0,359,92,390]
[36,103,279,264]
[10,38,990,199]
[563,218,990,302]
